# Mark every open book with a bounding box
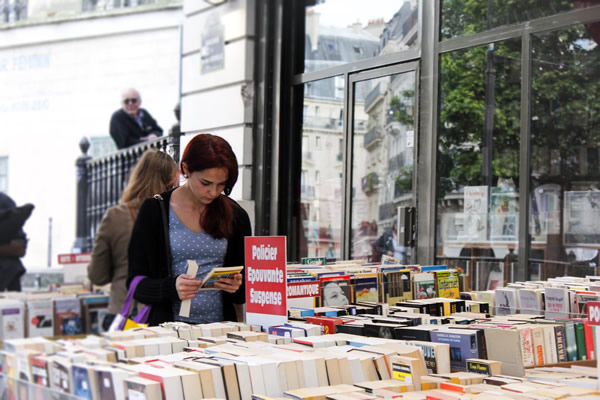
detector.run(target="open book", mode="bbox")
[180,262,245,317]
[200,265,244,289]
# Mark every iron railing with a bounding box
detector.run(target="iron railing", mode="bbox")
[74,124,180,253]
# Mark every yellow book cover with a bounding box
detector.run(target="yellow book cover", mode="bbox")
[435,270,459,299]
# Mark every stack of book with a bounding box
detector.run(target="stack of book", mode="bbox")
[1,320,598,400]
[0,287,110,339]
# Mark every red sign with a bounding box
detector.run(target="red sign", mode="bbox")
[57,253,92,264]
[588,302,600,326]
[287,281,320,299]
[244,236,287,317]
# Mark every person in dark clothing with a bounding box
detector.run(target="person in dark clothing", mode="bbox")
[128,134,251,326]
[376,221,407,264]
[109,88,163,149]
[0,193,34,291]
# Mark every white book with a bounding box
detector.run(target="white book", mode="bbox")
[234,362,252,400]
[518,288,544,315]
[347,354,366,383]
[236,358,266,396]
[544,287,570,318]
[495,288,518,316]
[541,324,558,365]
[0,299,24,340]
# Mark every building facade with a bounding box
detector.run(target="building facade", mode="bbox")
[2,0,600,287]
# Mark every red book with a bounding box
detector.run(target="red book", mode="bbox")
[439,382,467,394]
[305,316,343,334]
[584,320,595,360]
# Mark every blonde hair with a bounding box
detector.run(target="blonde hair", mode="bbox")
[120,149,177,209]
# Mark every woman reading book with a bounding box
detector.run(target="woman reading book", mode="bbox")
[128,134,252,325]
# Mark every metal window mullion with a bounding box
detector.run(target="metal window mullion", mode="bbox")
[293,48,421,86]
[517,32,532,282]
[439,4,600,54]
[417,0,439,265]
[342,71,353,259]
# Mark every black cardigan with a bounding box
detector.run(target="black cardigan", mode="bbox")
[127,188,251,326]
[109,108,163,149]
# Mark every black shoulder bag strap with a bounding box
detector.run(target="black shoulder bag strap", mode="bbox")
[154,194,173,277]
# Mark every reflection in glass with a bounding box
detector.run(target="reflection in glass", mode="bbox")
[441,0,598,41]
[351,71,417,262]
[436,39,521,288]
[304,0,418,73]
[300,77,345,259]
[530,23,600,278]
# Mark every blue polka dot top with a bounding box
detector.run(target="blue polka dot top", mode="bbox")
[169,205,227,324]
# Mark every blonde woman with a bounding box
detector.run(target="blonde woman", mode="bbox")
[87,149,178,331]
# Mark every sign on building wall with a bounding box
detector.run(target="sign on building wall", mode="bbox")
[200,14,225,74]
[244,236,287,329]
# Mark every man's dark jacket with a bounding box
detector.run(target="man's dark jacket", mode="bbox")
[110,108,163,149]
[127,189,251,326]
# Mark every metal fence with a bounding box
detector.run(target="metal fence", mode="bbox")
[74,127,180,253]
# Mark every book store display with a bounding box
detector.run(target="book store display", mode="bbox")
[1,260,600,399]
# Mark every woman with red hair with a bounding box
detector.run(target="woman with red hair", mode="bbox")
[128,134,251,325]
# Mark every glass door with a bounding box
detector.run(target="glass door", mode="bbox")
[348,63,419,263]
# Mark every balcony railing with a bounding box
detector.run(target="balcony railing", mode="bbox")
[361,172,379,194]
[364,82,381,111]
[363,126,382,149]
[303,115,343,130]
[74,125,180,252]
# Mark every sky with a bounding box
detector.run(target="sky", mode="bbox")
[310,0,417,28]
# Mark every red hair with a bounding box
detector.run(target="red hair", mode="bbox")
[181,133,239,238]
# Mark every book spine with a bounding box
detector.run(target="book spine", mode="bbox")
[575,321,587,361]
[554,325,568,363]
[564,322,578,362]
[519,328,535,367]
[584,320,595,360]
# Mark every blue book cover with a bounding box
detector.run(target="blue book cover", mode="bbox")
[72,365,93,400]
[287,276,317,282]
[430,329,478,371]
[420,265,448,272]
[288,307,315,317]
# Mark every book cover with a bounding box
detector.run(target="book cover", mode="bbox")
[0,300,24,340]
[575,291,600,317]
[435,270,460,299]
[495,288,518,316]
[319,275,352,307]
[53,297,83,336]
[518,289,544,315]
[430,329,479,372]
[412,273,436,300]
[26,298,54,338]
[420,265,448,272]
[81,295,110,334]
[382,269,412,305]
[200,266,244,289]
[544,287,569,319]
[353,273,380,303]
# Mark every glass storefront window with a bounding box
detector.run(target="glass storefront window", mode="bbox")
[436,39,521,289]
[441,0,599,41]
[350,71,417,262]
[300,76,345,259]
[529,23,600,279]
[304,0,418,73]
